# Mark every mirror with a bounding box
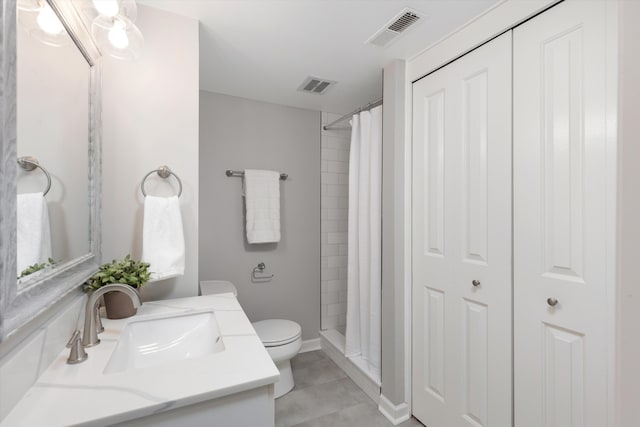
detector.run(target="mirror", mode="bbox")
[16,4,90,285]
[0,0,102,341]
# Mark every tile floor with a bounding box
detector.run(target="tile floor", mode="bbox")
[275,350,424,427]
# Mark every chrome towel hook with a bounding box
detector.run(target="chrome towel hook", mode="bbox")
[140,165,183,197]
[18,156,52,196]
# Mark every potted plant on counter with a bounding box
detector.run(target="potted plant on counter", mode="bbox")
[85,255,151,319]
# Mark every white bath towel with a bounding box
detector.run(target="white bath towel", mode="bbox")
[243,169,281,244]
[17,192,52,275]
[142,195,185,281]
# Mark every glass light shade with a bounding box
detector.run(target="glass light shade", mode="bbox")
[80,0,137,23]
[36,4,65,35]
[92,15,143,60]
[17,3,69,47]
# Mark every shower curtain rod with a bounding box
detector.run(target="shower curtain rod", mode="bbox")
[323,98,383,131]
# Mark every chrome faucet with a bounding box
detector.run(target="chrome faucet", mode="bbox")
[82,284,143,347]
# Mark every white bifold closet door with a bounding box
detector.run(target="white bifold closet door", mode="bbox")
[513,1,611,426]
[412,32,512,427]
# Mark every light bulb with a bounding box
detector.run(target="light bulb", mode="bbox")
[108,20,129,49]
[93,0,119,17]
[36,4,64,35]
[92,14,142,60]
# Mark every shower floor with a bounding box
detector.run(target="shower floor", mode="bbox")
[320,329,381,387]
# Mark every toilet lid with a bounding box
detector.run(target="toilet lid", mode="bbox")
[253,319,301,346]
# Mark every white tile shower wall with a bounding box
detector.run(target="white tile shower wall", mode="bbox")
[321,112,350,334]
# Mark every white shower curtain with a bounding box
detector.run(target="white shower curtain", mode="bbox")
[345,105,382,381]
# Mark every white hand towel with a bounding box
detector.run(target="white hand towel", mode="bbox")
[142,195,185,281]
[243,169,281,244]
[17,192,52,275]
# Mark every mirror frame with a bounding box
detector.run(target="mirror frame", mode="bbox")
[0,0,102,341]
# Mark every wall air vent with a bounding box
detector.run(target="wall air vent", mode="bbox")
[366,8,423,48]
[298,76,337,95]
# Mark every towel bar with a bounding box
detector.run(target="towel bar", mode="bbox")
[226,170,288,180]
[18,156,52,196]
[141,165,183,197]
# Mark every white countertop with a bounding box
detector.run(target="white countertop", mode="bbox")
[1,294,279,427]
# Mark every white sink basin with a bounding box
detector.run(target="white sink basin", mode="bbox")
[104,310,225,374]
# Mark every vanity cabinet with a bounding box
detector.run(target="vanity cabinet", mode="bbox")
[111,386,275,427]
[411,1,618,426]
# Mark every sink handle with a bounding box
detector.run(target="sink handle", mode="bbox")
[66,330,88,365]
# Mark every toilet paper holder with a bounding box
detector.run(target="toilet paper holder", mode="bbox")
[252,262,274,282]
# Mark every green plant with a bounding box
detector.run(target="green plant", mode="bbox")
[18,258,56,279]
[85,254,151,290]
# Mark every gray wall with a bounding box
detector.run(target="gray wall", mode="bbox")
[381,59,408,406]
[199,92,320,341]
[619,1,640,424]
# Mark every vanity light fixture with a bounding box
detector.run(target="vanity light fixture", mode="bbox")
[18,0,145,59]
[17,0,69,47]
[91,14,143,60]
[88,0,137,22]
[89,0,143,60]
[36,4,64,35]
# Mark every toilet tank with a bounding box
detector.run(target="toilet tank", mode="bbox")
[200,280,238,296]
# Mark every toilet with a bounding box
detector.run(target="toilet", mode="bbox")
[200,280,302,398]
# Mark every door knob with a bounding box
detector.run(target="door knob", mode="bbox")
[472,280,481,287]
[547,297,558,307]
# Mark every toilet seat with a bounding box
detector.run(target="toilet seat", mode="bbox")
[253,319,301,347]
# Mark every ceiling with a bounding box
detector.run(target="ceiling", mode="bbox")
[137,0,499,114]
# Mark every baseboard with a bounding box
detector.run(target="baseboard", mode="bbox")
[378,394,411,425]
[319,331,381,404]
[299,338,321,353]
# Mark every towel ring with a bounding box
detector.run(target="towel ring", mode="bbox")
[140,165,183,198]
[18,156,52,196]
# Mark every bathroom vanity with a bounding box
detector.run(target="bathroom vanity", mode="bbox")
[0,294,279,427]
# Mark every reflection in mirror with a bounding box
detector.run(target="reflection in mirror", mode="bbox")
[16,4,90,286]
[1,0,101,342]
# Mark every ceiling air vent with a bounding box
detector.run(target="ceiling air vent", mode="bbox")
[366,8,423,48]
[298,76,337,95]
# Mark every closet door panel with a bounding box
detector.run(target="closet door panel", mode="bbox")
[514,1,609,426]
[458,33,512,427]
[413,31,512,427]
[413,71,457,427]
[424,91,446,257]
[462,70,489,265]
[424,286,446,398]
[461,299,489,426]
